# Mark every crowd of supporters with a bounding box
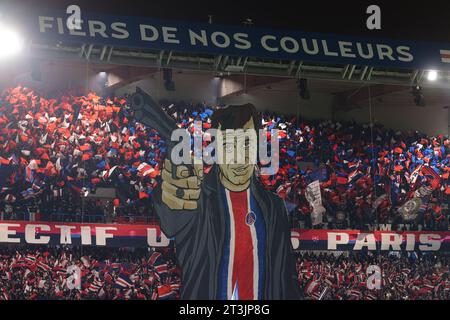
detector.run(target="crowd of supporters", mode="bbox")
[0,245,180,300]
[0,245,449,300]
[0,86,449,230]
[297,251,450,300]
[0,86,165,224]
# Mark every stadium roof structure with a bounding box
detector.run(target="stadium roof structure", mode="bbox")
[30,40,439,87]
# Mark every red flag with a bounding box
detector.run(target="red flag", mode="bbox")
[82,153,92,161]
[422,166,441,190]
[336,176,348,185]
[139,192,149,199]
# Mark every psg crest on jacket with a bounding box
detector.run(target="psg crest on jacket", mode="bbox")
[245,211,256,226]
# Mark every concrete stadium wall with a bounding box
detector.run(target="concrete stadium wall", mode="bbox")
[115,71,334,120]
[0,60,100,94]
[115,71,221,105]
[334,98,450,137]
[219,87,333,120]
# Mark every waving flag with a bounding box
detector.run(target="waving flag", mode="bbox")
[422,166,441,190]
[137,163,159,178]
[170,282,181,292]
[305,274,320,296]
[21,188,36,199]
[157,284,175,300]
[147,251,162,266]
[349,289,362,299]
[409,164,423,185]
[80,256,91,268]
[25,166,35,183]
[88,279,104,293]
[348,170,363,183]
[114,273,133,289]
[154,260,168,275]
[25,254,36,264]
[4,194,16,203]
[111,262,121,270]
[36,260,51,271]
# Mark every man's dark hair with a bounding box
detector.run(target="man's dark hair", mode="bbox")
[211,103,261,130]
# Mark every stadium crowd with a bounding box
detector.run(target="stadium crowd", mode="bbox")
[0,245,449,300]
[0,86,449,230]
[0,246,180,300]
[297,251,450,300]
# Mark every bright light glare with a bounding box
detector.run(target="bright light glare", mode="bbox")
[427,70,438,81]
[0,25,24,59]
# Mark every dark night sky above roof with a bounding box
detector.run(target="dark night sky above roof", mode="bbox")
[4,0,450,43]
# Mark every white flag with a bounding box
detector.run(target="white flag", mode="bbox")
[306,180,322,206]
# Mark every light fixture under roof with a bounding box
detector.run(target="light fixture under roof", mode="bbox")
[427,70,438,81]
[0,24,24,59]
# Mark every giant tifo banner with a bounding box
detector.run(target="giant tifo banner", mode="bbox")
[1,221,450,252]
[19,9,450,70]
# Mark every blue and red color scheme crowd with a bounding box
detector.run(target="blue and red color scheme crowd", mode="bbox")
[0,86,449,230]
[0,246,449,300]
[0,246,180,300]
[0,86,449,300]
[298,251,450,300]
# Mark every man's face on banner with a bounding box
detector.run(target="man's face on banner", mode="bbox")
[218,117,256,191]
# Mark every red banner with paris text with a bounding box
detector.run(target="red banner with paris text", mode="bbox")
[1,221,449,251]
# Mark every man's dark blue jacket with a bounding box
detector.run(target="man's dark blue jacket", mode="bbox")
[154,165,301,300]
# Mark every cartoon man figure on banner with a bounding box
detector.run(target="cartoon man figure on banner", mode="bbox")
[154,104,300,300]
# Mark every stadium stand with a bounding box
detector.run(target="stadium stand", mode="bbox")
[0,245,448,300]
[2,1,450,304]
[0,246,180,300]
[0,86,448,231]
[297,252,450,300]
